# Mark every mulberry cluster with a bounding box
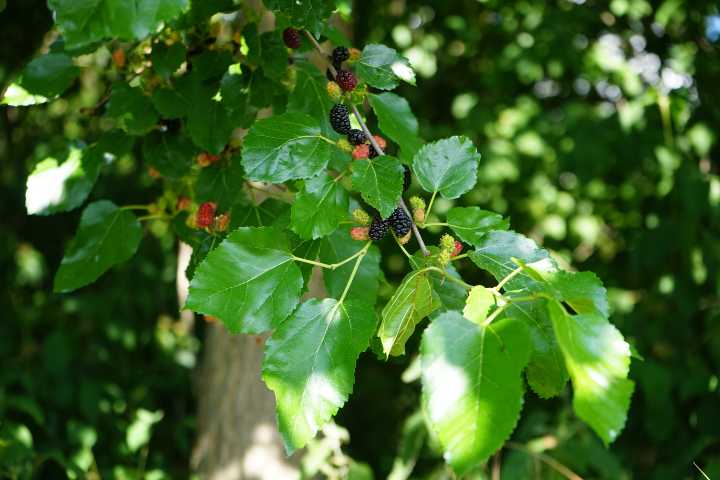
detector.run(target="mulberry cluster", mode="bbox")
[332,46,350,70]
[366,208,413,241]
[329,104,351,134]
[347,129,366,145]
[368,216,390,241]
[388,208,412,236]
[283,28,301,49]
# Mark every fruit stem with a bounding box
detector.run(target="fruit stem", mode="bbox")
[304,29,431,256]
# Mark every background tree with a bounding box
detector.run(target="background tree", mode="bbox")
[1,1,719,480]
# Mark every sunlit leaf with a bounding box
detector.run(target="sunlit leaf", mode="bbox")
[379,269,440,356]
[548,301,634,444]
[421,313,531,474]
[263,298,376,452]
[185,227,303,333]
[412,136,480,199]
[242,112,335,183]
[357,44,415,90]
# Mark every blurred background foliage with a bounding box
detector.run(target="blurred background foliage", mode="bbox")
[1,0,719,478]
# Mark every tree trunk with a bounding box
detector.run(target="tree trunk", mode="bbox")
[190,326,301,480]
[189,255,326,479]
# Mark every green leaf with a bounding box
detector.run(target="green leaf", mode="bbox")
[54,201,142,293]
[546,270,610,318]
[446,207,509,246]
[288,60,338,138]
[242,112,334,183]
[26,145,99,215]
[151,42,187,78]
[186,98,234,154]
[106,83,159,135]
[468,230,556,291]
[379,269,440,357]
[151,87,189,119]
[262,298,376,453]
[430,264,468,312]
[507,298,568,398]
[185,227,303,334]
[195,155,245,210]
[263,0,335,36]
[47,0,190,49]
[126,409,163,452]
[421,313,531,474]
[356,44,415,90]
[246,26,287,81]
[351,156,404,219]
[463,286,496,324]
[319,230,381,306]
[412,136,480,199]
[468,231,568,397]
[230,199,290,229]
[142,130,197,179]
[1,84,48,106]
[368,93,423,162]
[548,301,634,444]
[18,53,79,98]
[291,174,349,240]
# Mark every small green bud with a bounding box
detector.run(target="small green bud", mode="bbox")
[440,234,455,251]
[337,138,353,153]
[409,196,426,211]
[352,208,371,225]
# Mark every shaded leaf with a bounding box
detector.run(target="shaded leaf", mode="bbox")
[142,130,197,179]
[320,229,381,306]
[48,0,189,49]
[351,156,404,219]
[54,201,142,292]
[446,207,509,246]
[151,42,187,78]
[18,53,79,98]
[106,83,159,135]
[291,174,349,240]
[368,93,423,162]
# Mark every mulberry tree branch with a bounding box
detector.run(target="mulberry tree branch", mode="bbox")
[303,30,431,256]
